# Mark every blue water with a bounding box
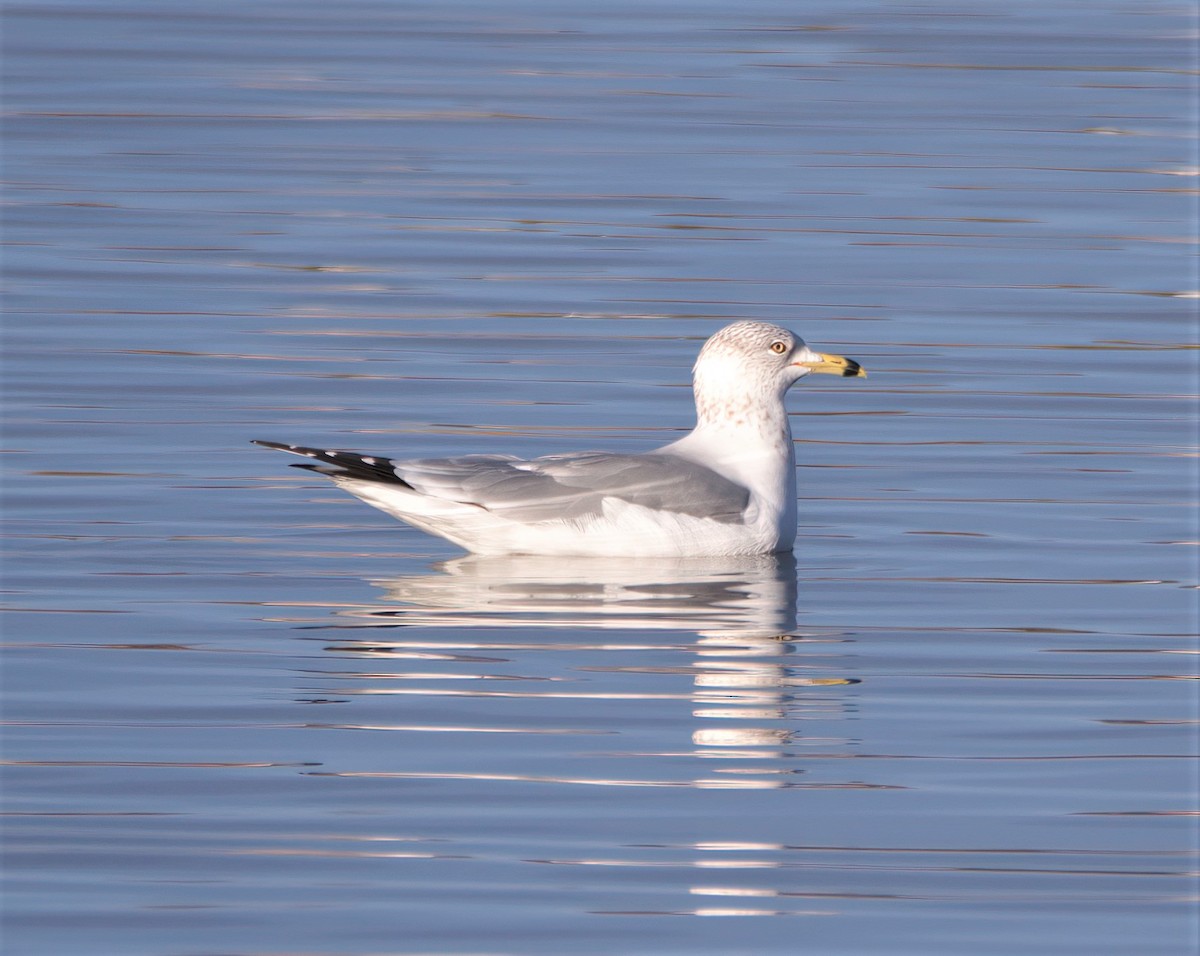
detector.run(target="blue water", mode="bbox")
[3,1,1198,954]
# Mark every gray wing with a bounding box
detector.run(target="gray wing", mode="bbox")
[396,452,750,524]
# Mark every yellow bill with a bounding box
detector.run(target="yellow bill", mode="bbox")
[798,351,867,378]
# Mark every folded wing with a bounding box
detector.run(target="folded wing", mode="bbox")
[398,451,750,524]
[254,442,749,526]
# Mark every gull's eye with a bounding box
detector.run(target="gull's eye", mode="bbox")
[769,341,788,355]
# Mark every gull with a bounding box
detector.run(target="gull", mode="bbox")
[254,321,865,557]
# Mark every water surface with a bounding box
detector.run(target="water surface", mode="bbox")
[3,1,1197,954]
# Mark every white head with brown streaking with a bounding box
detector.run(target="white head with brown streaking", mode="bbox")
[690,320,864,439]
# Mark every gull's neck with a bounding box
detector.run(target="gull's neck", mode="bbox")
[686,396,795,475]
[666,364,797,495]
[693,389,792,445]
[691,357,794,448]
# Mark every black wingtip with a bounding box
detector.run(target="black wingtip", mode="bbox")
[253,440,412,488]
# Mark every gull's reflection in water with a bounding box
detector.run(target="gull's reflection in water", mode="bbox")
[321,554,857,790]
[359,553,799,635]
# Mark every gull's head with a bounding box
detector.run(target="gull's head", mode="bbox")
[691,321,865,432]
[695,321,865,390]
